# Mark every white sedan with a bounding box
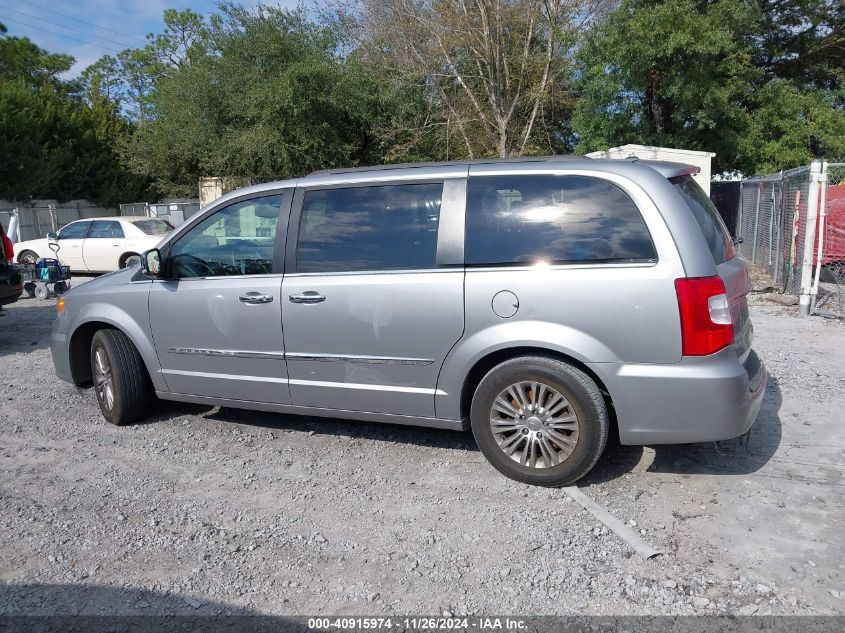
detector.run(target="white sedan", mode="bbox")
[15,216,174,272]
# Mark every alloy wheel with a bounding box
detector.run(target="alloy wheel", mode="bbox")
[94,347,115,411]
[489,381,580,468]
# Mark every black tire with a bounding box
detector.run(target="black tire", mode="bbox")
[120,253,140,269]
[18,250,38,265]
[470,356,608,487]
[24,282,36,298]
[53,281,67,294]
[90,329,154,426]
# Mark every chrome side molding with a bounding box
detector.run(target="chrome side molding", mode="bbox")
[168,348,434,366]
[285,352,434,366]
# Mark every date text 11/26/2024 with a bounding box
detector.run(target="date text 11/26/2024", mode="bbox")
[306,617,528,630]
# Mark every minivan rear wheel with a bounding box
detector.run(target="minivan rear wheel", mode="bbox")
[470,356,608,487]
[90,329,153,426]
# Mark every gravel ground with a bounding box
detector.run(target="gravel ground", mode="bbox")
[0,279,843,616]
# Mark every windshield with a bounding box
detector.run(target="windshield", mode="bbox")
[670,175,734,264]
[133,219,175,235]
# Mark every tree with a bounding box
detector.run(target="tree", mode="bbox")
[352,0,606,158]
[0,26,152,203]
[0,22,73,88]
[739,80,845,174]
[118,4,417,197]
[80,10,214,122]
[572,0,845,174]
[754,0,844,94]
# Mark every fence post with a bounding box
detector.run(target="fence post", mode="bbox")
[751,183,762,263]
[49,203,58,232]
[8,209,19,243]
[810,162,829,314]
[32,204,42,237]
[799,161,824,316]
[773,177,782,286]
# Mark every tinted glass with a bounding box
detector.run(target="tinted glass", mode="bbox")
[671,175,733,264]
[466,175,656,265]
[89,221,124,239]
[133,219,174,235]
[170,195,281,278]
[58,221,91,239]
[297,183,442,273]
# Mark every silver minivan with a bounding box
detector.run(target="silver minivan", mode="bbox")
[51,157,766,486]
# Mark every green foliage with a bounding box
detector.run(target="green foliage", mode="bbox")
[740,80,845,173]
[572,0,845,175]
[754,0,844,92]
[0,24,152,204]
[6,0,839,199]
[119,4,422,197]
[0,22,73,88]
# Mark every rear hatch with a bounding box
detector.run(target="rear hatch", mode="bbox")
[671,176,753,364]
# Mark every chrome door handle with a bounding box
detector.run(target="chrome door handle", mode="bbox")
[239,292,274,304]
[289,291,326,304]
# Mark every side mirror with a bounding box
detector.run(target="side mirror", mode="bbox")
[140,248,163,277]
[47,232,58,241]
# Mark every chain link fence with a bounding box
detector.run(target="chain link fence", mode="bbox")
[0,201,118,242]
[737,166,810,295]
[119,200,201,226]
[737,162,845,318]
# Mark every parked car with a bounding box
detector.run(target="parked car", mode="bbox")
[50,157,766,486]
[0,222,23,308]
[15,216,174,273]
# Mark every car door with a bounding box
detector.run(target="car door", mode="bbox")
[83,220,126,271]
[148,191,292,403]
[54,220,91,270]
[281,179,465,418]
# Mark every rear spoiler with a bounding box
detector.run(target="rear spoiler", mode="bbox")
[623,158,701,180]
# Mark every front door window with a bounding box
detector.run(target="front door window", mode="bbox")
[170,195,282,278]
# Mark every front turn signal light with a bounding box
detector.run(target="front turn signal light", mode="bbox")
[57,297,65,316]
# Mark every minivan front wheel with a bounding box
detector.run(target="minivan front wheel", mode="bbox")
[470,356,608,487]
[90,329,153,426]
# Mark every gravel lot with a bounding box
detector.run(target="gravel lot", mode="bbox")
[1,278,843,616]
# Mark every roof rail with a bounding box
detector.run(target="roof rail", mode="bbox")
[307,155,588,177]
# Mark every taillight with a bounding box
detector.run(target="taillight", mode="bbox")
[1,235,12,263]
[675,276,734,356]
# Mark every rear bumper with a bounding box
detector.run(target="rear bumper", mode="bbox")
[592,347,767,445]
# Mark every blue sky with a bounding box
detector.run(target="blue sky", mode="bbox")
[0,0,295,76]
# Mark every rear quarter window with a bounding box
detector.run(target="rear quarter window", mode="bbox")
[671,176,734,265]
[133,219,175,235]
[465,174,657,266]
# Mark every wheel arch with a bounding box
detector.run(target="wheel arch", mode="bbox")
[68,321,110,386]
[67,317,162,390]
[119,252,140,268]
[17,248,41,264]
[457,347,618,441]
